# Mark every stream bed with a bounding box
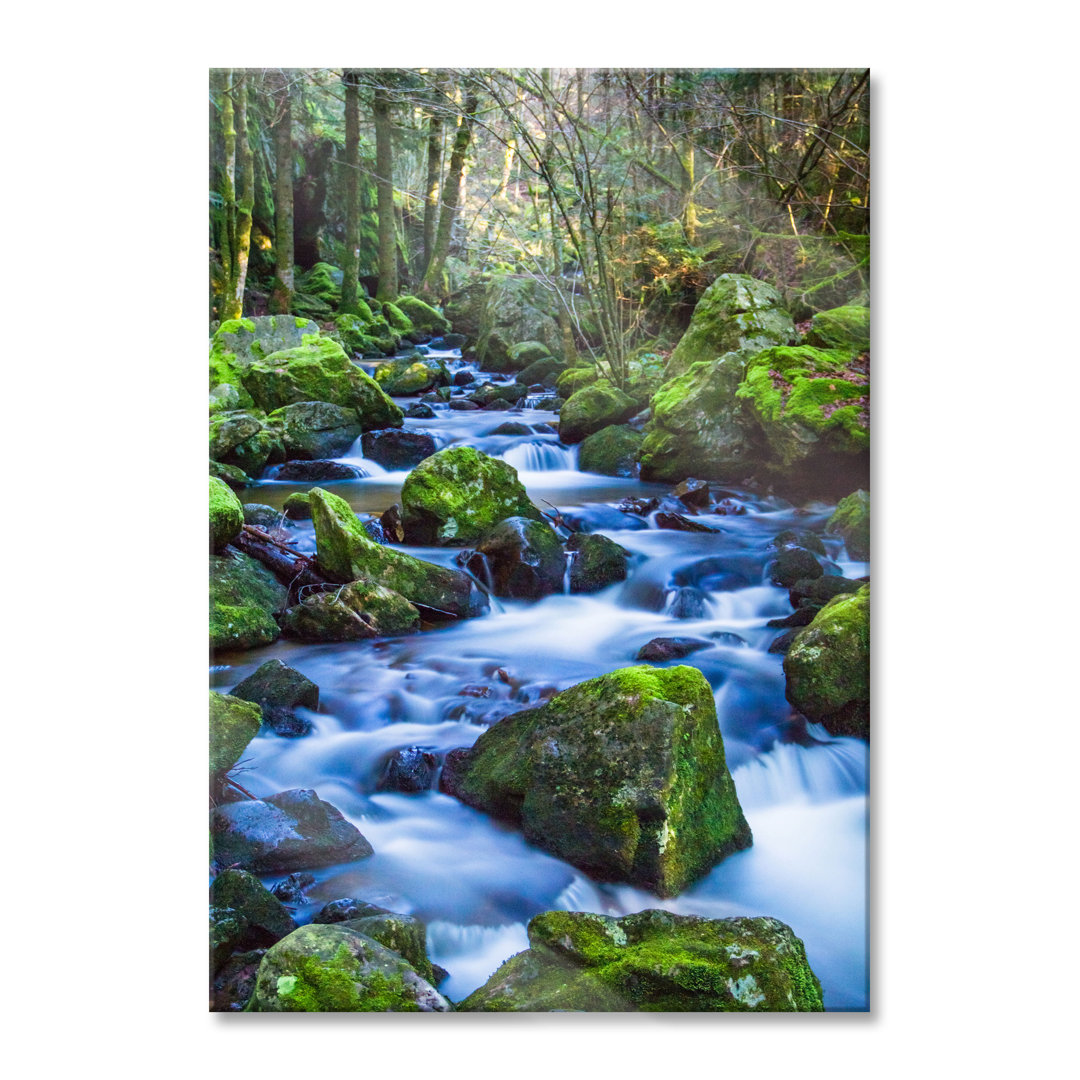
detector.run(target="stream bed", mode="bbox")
[211,349,869,1010]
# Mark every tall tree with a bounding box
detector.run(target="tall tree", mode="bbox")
[340,69,363,313]
[215,69,255,321]
[372,72,398,300]
[269,70,294,314]
[421,88,479,296]
[421,76,447,278]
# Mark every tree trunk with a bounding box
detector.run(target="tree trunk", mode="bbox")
[420,91,478,296]
[270,71,294,314]
[232,72,255,316]
[216,69,237,320]
[373,75,398,301]
[421,84,444,278]
[340,69,362,313]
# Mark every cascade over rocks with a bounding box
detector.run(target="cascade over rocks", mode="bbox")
[268,401,363,460]
[441,665,751,896]
[399,446,541,546]
[566,533,629,592]
[210,788,374,873]
[309,487,488,618]
[460,910,823,1012]
[465,516,565,599]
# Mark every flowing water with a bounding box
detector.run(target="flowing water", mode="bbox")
[212,349,870,1010]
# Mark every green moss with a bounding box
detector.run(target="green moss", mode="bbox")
[578,424,643,478]
[281,581,420,642]
[209,475,244,551]
[208,691,262,775]
[210,551,288,652]
[556,365,598,398]
[826,489,870,560]
[805,304,870,351]
[558,380,639,444]
[399,446,542,545]
[394,295,451,335]
[382,301,413,335]
[282,492,313,519]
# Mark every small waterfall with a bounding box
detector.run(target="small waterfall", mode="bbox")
[563,551,578,594]
[502,441,577,472]
[732,737,868,810]
[335,435,391,475]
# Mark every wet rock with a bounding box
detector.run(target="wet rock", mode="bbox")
[210,476,244,552]
[209,409,285,477]
[772,528,827,556]
[655,511,719,533]
[447,398,480,410]
[826,489,870,560]
[210,869,297,949]
[309,488,488,619]
[362,517,386,544]
[380,503,405,543]
[518,355,566,386]
[558,380,638,444]
[672,477,711,508]
[486,421,532,436]
[360,429,437,470]
[247,923,451,1012]
[441,665,751,896]
[269,401,363,460]
[339,908,440,985]
[281,581,420,642]
[210,459,252,490]
[769,546,823,587]
[394,296,452,339]
[377,747,438,793]
[789,574,863,609]
[270,872,315,904]
[766,608,817,629]
[668,587,711,619]
[452,368,475,386]
[209,691,261,778]
[534,395,563,410]
[312,898,379,924]
[460,910,822,1012]
[439,332,467,350]
[210,788,374,873]
[466,516,565,599]
[211,948,265,1011]
[275,460,364,482]
[375,356,445,396]
[210,906,249,972]
[768,629,802,655]
[618,496,661,517]
[210,551,288,652]
[709,631,748,647]
[482,398,515,411]
[470,381,530,406]
[578,424,643,478]
[636,636,713,662]
[784,584,870,739]
[282,492,312,519]
[405,402,436,419]
[241,503,283,529]
[400,447,542,546]
[716,497,747,515]
[566,533,629,593]
[230,659,319,737]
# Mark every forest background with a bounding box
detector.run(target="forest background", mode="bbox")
[4,4,1074,1078]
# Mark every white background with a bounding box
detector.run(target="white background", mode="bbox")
[5,3,1074,1076]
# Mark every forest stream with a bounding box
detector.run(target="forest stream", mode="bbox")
[210,348,869,1010]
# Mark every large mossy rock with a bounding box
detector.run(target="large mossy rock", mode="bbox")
[267,401,363,460]
[374,354,446,396]
[460,909,823,1012]
[308,488,488,618]
[209,691,262,777]
[784,584,870,739]
[209,476,244,552]
[281,582,420,642]
[210,551,288,652]
[445,275,561,371]
[578,424,644,477]
[209,410,285,477]
[318,902,439,985]
[556,365,599,398]
[665,273,794,379]
[441,665,751,896]
[394,295,451,338]
[559,380,639,445]
[240,338,403,429]
[466,516,565,600]
[210,870,297,950]
[826,489,870,560]
[210,788,374,873]
[566,533,629,593]
[639,352,757,483]
[399,446,541,545]
[209,316,322,405]
[246,924,451,1012]
[805,304,870,351]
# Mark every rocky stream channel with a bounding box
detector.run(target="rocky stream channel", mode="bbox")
[210,341,869,1012]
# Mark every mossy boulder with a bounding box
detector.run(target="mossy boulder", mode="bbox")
[209,460,252,490]
[333,310,381,357]
[784,584,870,739]
[826,489,870,560]
[210,551,288,652]
[209,410,285,477]
[296,262,342,304]
[209,383,242,415]
[639,351,758,484]
[805,304,870,352]
[556,365,599,398]
[210,870,297,949]
[441,665,751,896]
[507,341,554,367]
[381,301,414,336]
[209,691,262,776]
[578,424,644,478]
[400,446,542,545]
[281,582,420,642]
[736,345,869,473]
[210,315,322,406]
[231,659,320,713]
[210,788,374,873]
[282,492,312,519]
[210,476,244,552]
[337,906,439,985]
[267,401,363,460]
[246,924,451,1012]
[559,380,639,444]
[465,517,565,600]
[567,533,629,592]
[308,488,488,618]
[468,381,529,407]
[665,273,794,379]
[241,338,403,429]
[460,910,823,1012]
[394,295,451,337]
[374,354,446,396]
[518,355,566,386]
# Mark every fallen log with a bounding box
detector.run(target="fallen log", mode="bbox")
[230,525,329,599]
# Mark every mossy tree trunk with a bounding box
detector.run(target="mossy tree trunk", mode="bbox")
[340,69,362,313]
[373,74,398,301]
[421,79,446,280]
[421,90,478,297]
[269,70,294,314]
[216,69,255,321]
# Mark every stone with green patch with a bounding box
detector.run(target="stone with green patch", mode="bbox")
[567,533,629,592]
[281,581,420,642]
[826,489,870,560]
[393,295,451,337]
[558,380,639,444]
[578,424,644,478]
[267,401,363,460]
[209,410,284,477]
[805,304,870,352]
[441,665,751,896]
[210,869,297,948]
[210,551,288,652]
[209,691,262,776]
[210,476,244,552]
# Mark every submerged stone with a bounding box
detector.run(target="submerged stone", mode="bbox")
[441,665,751,897]
[360,429,437,470]
[460,909,823,1012]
